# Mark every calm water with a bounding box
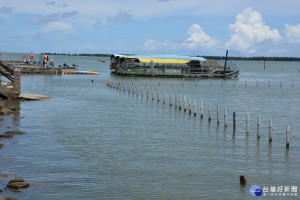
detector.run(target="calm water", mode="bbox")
[0,53,299,199]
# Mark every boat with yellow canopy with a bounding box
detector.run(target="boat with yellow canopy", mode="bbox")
[110,51,239,78]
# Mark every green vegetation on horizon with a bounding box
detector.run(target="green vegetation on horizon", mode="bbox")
[201,56,300,61]
[43,53,300,61]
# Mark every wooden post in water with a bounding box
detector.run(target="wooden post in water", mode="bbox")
[257,116,261,139]
[136,83,138,96]
[132,83,135,95]
[224,107,227,128]
[268,81,270,87]
[157,88,159,102]
[217,105,220,124]
[246,113,249,134]
[175,94,177,109]
[179,95,182,110]
[269,119,272,143]
[141,87,144,99]
[208,103,211,121]
[280,81,282,87]
[189,98,191,115]
[194,99,197,117]
[184,96,186,112]
[128,85,131,94]
[200,100,203,119]
[233,112,236,131]
[170,91,172,107]
[245,80,247,87]
[286,125,290,149]
[123,81,125,92]
[146,87,149,100]
[151,87,154,101]
[163,90,165,104]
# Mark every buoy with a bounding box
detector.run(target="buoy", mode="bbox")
[240,175,246,185]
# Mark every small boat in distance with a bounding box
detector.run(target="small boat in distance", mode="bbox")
[64,71,100,75]
[97,59,106,63]
[110,51,239,78]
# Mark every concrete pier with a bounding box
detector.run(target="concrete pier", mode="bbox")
[1,60,62,75]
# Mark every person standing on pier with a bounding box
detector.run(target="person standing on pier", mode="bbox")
[43,52,48,67]
[29,52,34,64]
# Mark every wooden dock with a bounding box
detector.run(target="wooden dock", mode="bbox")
[1,60,62,75]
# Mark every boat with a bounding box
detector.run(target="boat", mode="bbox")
[110,51,239,78]
[59,63,78,69]
[64,71,100,75]
[97,59,106,63]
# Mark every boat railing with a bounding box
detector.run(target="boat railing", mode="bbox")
[126,62,190,69]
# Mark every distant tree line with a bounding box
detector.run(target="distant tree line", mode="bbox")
[200,56,300,61]
[42,53,111,57]
[42,53,300,61]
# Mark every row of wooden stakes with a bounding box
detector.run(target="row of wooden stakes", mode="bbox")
[107,80,291,149]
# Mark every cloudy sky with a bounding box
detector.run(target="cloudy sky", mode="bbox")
[0,0,300,56]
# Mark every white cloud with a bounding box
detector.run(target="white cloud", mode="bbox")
[44,21,73,32]
[226,7,281,54]
[285,24,300,44]
[184,24,218,49]
[106,9,133,23]
[143,24,218,53]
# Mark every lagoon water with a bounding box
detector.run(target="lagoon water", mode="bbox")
[0,53,299,199]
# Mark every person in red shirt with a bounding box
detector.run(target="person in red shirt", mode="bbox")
[29,52,34,64]
[43,53,48,67]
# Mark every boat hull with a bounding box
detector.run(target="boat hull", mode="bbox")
[112,69,239,78]
[64,71,100,75]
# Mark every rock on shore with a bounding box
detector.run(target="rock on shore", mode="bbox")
[0,197,17,200]
[6,178,29,190]
[0,131,27,138]
[0,101,14,115]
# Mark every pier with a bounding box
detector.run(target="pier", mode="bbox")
[0,60,51,99]
[1,60,62,75]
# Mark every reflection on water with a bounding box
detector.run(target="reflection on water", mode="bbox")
[0,53,299,199]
